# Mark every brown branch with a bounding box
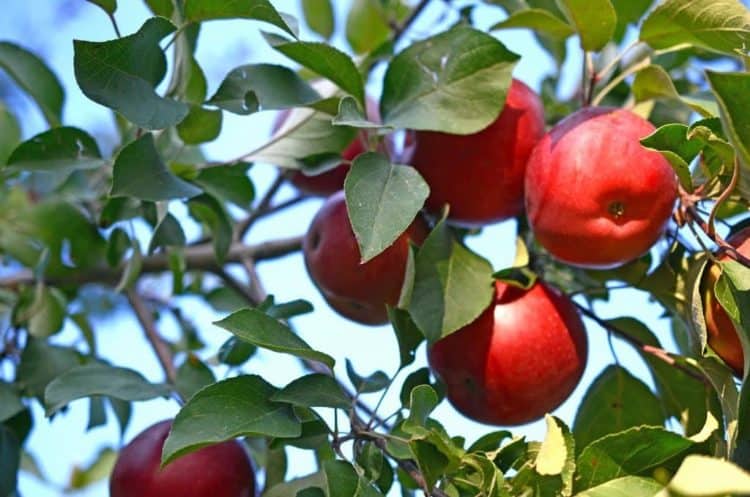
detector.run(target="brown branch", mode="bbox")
[236,172,287,240]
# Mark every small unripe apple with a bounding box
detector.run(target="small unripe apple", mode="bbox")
[303,190,430,325]
[701,227,750,377]
[524,107,678,269]
[428,280,587,425]
[408,79,545,226]
[109,420,255,497]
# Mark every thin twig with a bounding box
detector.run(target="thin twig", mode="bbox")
[235,172,287,240]
[392,0,432,45]
[108,12,122,38]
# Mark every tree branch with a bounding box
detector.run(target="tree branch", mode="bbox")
[236,171,287,240]
[392,0,432,45]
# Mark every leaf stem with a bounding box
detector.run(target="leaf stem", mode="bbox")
[108,12,122,38]
[591,58,650,106]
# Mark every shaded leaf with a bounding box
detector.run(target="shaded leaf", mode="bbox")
[272,374,350,409]
[707,70,750,172]
[175,356,215,401]
[491,8,575,39]
[148,213,186,254]
[301,0,334,39]
[6,127,105,175]
[558,0,616,50]
[15,338,81,399]
[346,0,389,54]
[176,105,222,144]
[345,359,389,394]
[183,0,295,37]
[0,383,24,423]
[193,163,254,208]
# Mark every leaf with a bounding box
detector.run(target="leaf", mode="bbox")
[74,17,189,129]
[491,8,575,39]
[381,26,520,134]
[640,123,701,189]
[388,307,425,368]
[183,0,295,37]
[6,127,106,175]
[0,106,20,166]
[706,70,750,171]
[176,105,222,144]
[265,473,326,497]
[194,163,254,208]
[633,65,717,118]
[187,194,232,263]
[148,213,186,254]
[611,0,654,40]
[557,0,617,50]
[272,374,351,409]
[218,336,257,365]
[66,447,117,491]
[333,96,384,128]
[408,220,494,343]
[208,63,322,114]
[0,425,20,497]
[0,383,24,423]
[265,33,365,107]
[111,134,201,201]
[668,455,750,495]
[640,0,750,56]
[44,364,170,415]
[301,0,334,39]
[405,385,439,429]
[162,375,301,464]
[346,0,389,54]
[324,460,385,497]
[175,356,215,401]
[26,286,67,338]
[573,365,665,450]
[0,42,64,126]
[575,477,663,497]
[344,153,429,262]
[86,0,117,14]
[575,426,693,490]
[536,415,572,477]
[345,359,389,394]
[213,308,335,369]
[15,338,81,399]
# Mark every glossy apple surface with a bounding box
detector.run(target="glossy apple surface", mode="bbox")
[524,107,677,269]
[110,420,255,497]
[701,227,750,377]
[303,191,430,325]
[428,280,587,425]
[408,79,545,226]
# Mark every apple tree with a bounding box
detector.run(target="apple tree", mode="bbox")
[2,0,750,496]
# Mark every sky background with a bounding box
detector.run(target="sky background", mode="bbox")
[1,1,681,496]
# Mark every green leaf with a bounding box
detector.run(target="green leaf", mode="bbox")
[26,286,67,338]
[218,336,258,366]
[208,63,322,115]
[86,0,117,14]
[0,106,21,166]
[405,385,439,429]
[265,473,326,497]
[265,33,365,107]
[213,308,335,369]
[187,194,232,263]
[633,65,717,118]
[345,359,389,394]
[575,426,693,490]
[0,425,20,497]
[346,0,389,54]
[175,356,216,402]
[301,0,334,39]
[74,17,189,129]
[44,364,170,415]
[148,213,186,254]
[266,299,315,320]
[272,374,350,409]
[706,70,750,171]
[0,42,64,126]
[668,455,750,495]
[381,26,520,134]
[177,105,222,144]
[324,460,385,497]
[640,0,750,56]
[183,0,295,37]
[611,0,654,40]
[144,0,173,17]
[66,447,117,491]
[6,127,106,175]
[111,134,201,201]
[344,152,429,262]
[388,307,424,368]
[16,338,81,399]
[491,8,575,39]
[640,123,701,190]
[194,163,254,208]
[333,96,384,129]
[0,383,24,423]
[557,0,616,50]
[408,219,494,343]
[536,415,572,477]
[573,365,665,450]
[162,375,301,465]
[575,477,663,497]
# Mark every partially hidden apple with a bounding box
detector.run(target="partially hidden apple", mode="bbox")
[303,190,430,325]
[701,227,750,377]
[525,107,678,269]
[428,279,587,425]
[110,420,255,497]
[407,79,545,226]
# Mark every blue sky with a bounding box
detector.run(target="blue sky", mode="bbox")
[1,1,675,496]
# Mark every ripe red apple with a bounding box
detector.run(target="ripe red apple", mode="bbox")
[110,420,255,497]
[524,107,678,269]
[428,279,587,425]
[701,227,750,377]
[303,190,430,325]
[407,79,545,226]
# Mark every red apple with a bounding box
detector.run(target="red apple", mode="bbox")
[428,279,587,425]
[701,227,750,377]
[524,107,678,269]
[303,190,430,325]
[272,97,378,196]
[407,79,545,226]
[110,420,255,497]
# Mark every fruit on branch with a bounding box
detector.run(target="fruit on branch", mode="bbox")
[272,97,378,196]
[524,107,678,269]
[109,420,255,497]
[428,279,587,425]
[701,227,750,377]
[303,190,430,325]
[407,79,545,226]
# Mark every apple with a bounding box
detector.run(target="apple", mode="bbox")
[110,420,255,497]
[524,107,678,269]
[407,79,545,226]
[701,227,750,377]
[428,279,587,425]
[303,190,430,325]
